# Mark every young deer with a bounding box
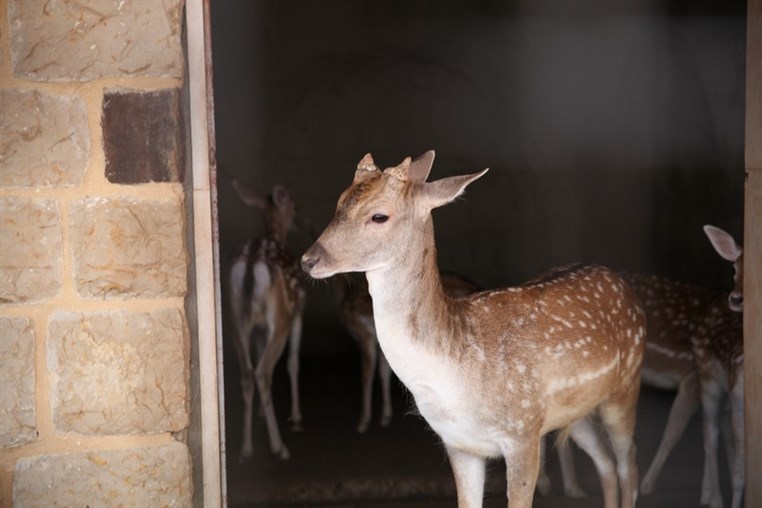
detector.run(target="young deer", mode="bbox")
[302,151,646,508]
[334,272,479,433]
[229,181,306,460]
[691,225,744,508]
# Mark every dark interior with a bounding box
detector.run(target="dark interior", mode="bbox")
[210,1,746,506]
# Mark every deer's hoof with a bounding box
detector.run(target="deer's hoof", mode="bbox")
[291,422,303,432]
[356,421,369,434]
[274,445,290,460]
[565,486,587,498]
[238,449,254,464]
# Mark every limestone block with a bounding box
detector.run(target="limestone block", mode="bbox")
[48,308,189,435]
[71,196,187,299]
[0,316,37,448]
[13,441,192,507]
[0,89,90,188]
[9,0,184,81]
[0,197,62,304]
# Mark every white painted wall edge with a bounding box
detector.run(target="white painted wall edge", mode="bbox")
[186,0,224,506]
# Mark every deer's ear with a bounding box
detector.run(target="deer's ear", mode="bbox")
[272,185,291,208]
[408,150,436,183]
[422,168,489,210]
[704,225,743,262]
[354,153,380,183]
[232,180,267,209]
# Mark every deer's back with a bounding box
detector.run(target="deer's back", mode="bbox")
[625,272,721,388]
[230,237,305,326]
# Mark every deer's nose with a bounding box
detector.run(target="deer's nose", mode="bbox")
[728,293,743,311]
[301,251,320,273]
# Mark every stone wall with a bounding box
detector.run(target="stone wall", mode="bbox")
[0,1,193,506]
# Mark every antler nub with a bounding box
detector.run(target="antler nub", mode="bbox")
[387,156,412,181]
[357,153,378,172]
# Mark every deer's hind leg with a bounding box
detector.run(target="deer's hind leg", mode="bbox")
[234,326,257,462]
[377,348,393,427]
[641,371,701,494]
[287,296,305,431]
[599,385,640,508]
[355,329,378,433]
[255,314,291,460]
[568,417,618,508]
[231,302,258,462]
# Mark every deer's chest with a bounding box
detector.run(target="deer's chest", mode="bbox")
[413,378,504,457]
[377,336,503,457]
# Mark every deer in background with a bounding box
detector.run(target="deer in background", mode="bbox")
[302,151,645,508]
[625,272,725,496]
[334,272,479,433]
[229,181,306,460]
[691,224,744,508]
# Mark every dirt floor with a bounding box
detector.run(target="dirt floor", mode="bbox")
[223,343,732,508]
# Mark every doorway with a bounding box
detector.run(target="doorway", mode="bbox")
[208,1,747,506]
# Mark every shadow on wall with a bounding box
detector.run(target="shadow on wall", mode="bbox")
[211,0,746,329]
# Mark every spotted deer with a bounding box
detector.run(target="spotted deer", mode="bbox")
[301,151,645,508]
[691,225,744,508]
[540,271,728,498]
[625,273,725,496]
[334,272,480,433]
[229,181,306,460]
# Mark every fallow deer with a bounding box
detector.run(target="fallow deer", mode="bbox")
[691,225,744,508]
[546,270,738,501]
[334,272,479,433]
[229,181,306,460]
[301,151,646,508]
[624,272,724,496]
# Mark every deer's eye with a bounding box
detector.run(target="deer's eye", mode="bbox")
[371,214,389,224]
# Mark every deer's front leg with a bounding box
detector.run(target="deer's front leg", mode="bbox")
[699,379,724,508]
[446,447,486,508]
[730,378,745,508]
[501,438,541,508]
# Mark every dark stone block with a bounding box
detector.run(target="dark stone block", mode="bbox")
[102,89,185,184]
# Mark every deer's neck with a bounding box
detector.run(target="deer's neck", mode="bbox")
[365,220,465,361]
[264,214,289,247]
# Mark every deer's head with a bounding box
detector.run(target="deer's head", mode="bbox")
[233,181,297,245]
[704,224,744,312]
[301,151,487,278]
